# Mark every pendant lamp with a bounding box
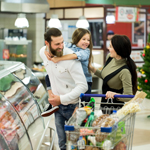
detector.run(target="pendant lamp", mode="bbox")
[106,14,115,24]
[76,16,89,29]
[15,13,29,28]
[48,14,62,29]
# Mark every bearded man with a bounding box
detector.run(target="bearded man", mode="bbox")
[39,28,87,150]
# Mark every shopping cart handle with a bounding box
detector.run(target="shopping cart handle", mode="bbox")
[64,125,74,131]
[101,127,112,133]
[80,93,134,98]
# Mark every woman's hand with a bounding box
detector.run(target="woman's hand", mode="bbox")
[105,91,118,99]
[89,63,96,73]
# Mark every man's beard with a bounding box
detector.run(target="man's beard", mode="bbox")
[49,44,63,57]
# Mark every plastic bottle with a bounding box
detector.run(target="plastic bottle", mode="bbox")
[88,136,96,146]
[110,110,119,122]
[86,98,95,110]
[77,136,86,150]
[81,117,88,126]
[85,112,95,127]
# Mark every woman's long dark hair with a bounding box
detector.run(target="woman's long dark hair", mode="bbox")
[111,35,137,94]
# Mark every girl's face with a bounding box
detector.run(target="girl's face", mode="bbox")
[108,41,117,58]
[76,33,90,49]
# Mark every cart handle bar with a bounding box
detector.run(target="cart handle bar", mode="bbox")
[80,93,134,98]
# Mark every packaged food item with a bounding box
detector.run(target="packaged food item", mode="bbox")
[88,136,96,146]
[94,109,103,118]
[102,140,112,150]
[117,102,141,116]
[92,114,109,127]
[107,120,126,144]
[100,117,115,128]
[110,110,120,123]
[96,139,112,149]
[95,117,115,142]
[80,128,94,136]
[113,141,126,150]
[81,117,88,126]
[71,144,78,150]
[95,130,107,142]
[85,112,95,127]
[92,148,100,150]
[68,128,80,144]
[76,108,88,125]
[85,146,93,150]
[77,136,86,150]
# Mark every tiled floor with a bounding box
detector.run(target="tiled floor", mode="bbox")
[132,98,150,150]
[47,98,150,150]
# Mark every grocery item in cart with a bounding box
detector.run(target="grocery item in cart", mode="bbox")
[92,114,109,127]
[95,117,115,142]
[85,112,95,127]
[117,91,147,115]
[65,94,138,150]
[77,136,86,150]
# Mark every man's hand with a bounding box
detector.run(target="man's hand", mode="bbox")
[48,94,61,106]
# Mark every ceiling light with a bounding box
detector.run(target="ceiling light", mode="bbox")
[15,13,29,28]
[106,15,115,24]
[48,14,62,29]
[76,16,89,29]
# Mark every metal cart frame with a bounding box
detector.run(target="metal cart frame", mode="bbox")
[65,94,136,150]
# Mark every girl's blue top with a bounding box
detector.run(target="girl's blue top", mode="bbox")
[65,42,92,82]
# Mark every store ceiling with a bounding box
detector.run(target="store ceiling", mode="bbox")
[0,0,50,13]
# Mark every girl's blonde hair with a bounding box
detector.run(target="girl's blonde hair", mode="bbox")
[72,28,93,72]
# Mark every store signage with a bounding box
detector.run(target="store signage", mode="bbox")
[3,49,10,60]
[116,7,139,22]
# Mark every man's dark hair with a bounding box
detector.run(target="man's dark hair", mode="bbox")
[44,27,62,43]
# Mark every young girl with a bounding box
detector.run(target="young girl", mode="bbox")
[44,28,93,110]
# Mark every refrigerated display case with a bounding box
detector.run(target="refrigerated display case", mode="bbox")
[0,39,32,68]
[0,60,49,112]
[0,95,32,150]
[0,60,53,150]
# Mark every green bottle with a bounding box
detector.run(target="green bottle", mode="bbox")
[85,112,95,127]
[86,98,95,109]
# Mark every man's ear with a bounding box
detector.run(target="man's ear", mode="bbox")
[45,41,49,46]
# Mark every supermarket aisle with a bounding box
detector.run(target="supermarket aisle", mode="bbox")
[47,98,150,150]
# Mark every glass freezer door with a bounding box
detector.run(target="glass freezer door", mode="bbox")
[12,64,49,112]
[0,94,32,150]
[0,73,45,150]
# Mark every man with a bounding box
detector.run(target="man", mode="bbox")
[39,28,88,150]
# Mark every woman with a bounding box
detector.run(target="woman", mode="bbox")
[90,35,137,109]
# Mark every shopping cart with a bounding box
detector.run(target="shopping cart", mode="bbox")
[65,94,136,150]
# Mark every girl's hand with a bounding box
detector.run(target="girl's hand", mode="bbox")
[51,57,60,63]
[105,91,118,99]
[44,50,52,60]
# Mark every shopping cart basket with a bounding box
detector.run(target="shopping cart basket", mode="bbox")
[65,94,135,150]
